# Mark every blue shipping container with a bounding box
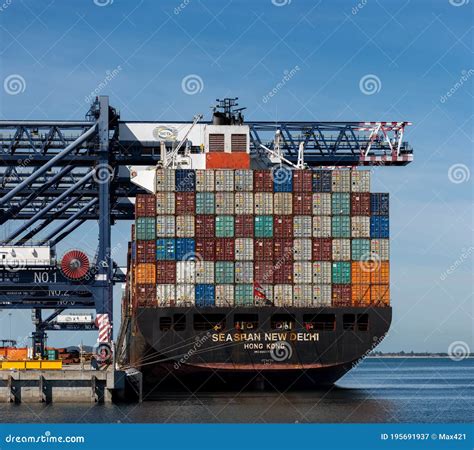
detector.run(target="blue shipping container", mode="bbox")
[371,193,389,215]
[131,241,136,261]
[370,216,389,238]
[156,238,176,260]
[175,238,195,260]
[273,167,293,192]
[175,169,196,191]
[312,170,332,192]
[195,284,215,307]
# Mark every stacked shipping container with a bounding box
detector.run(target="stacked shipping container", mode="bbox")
[132,169,390,308]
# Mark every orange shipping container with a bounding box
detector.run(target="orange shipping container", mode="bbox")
[351,262,372,284]
[371,284,390,306]
[135,263,156,284]
[351,284,371,306]
[370,262,390,284]
[0,347,7,358]
[6,347,28,360]
[206,152,250,169]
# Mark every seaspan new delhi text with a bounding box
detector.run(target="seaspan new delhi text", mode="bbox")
[212,332,319,342]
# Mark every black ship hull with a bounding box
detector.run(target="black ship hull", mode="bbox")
[124,306,391,392]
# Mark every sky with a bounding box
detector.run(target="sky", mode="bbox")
[0,0,472,352]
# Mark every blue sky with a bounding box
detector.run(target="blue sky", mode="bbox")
[0,0,472,352]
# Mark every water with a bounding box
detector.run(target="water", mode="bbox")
[0,358,472,423]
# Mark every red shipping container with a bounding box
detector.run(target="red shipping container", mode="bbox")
[312,238,332,261]
[254,238,274,261]
[274,215,293,238]
[273,262,293,284]
[235,215,254,237]
[175,192,195,214]
[195,215,215,237]
[136,284,156,306]
[215,238,235,261]
[254,170,273,192]
[135,194,156,217]
[293,170,313,192]
[293,193,312,215]
[254,261,274,284]
[156,261,176,284]
[274,239,294,260]
[332,284,352,306]
[351,193,371,216]
[196,239,216,260]
[136,240,156,263]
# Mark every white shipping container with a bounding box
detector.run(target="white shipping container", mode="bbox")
[215,284,234,307]
[176,215,195,237]
[351,170,371,192]
[156,215,175,237]
[293,261,312,283]
[156,192,175,215]
[215,170,234,191]
[293,216,312,238]
[312,284,332,307]
[312,216,332,237]
[156,284,176,307]
[371,239,390,260]
[274,193,292,215]
[293,238,312,260]
[331,170,351,192]
[215,192,234,215]
[351,216,371,238]
[293,284,313,307]
[312,262,332,284]
[274,284,293,307]
[196,169,215,192]
[176,261,196,283]
[156,168,175,192]
[261,284,274,302]
[176,284,195,306]
[195,261,215,284]
[234,192,253,214]
[312,193,332,215]
[254,193,273,215]
[332,239,351,261]
[235,261,254,283]
[235,169,253,191]
[235,238,254,261]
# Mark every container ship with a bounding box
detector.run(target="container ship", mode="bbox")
[119,102,392,391]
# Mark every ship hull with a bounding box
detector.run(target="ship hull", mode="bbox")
[125,306,391,391]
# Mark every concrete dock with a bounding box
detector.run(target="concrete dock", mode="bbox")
[0,365,123,403]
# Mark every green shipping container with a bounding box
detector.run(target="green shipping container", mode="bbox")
[196,192,215,214]
[46,350,58,360]
[332,216,350,238]
[332,261,351,284]
[215,261,234,284]
[352,239,371,260]
[136,217,156,240]
[234,284,254,306]
[331,193,350,215]
[254,215,273,238]
[215,215,234,237]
